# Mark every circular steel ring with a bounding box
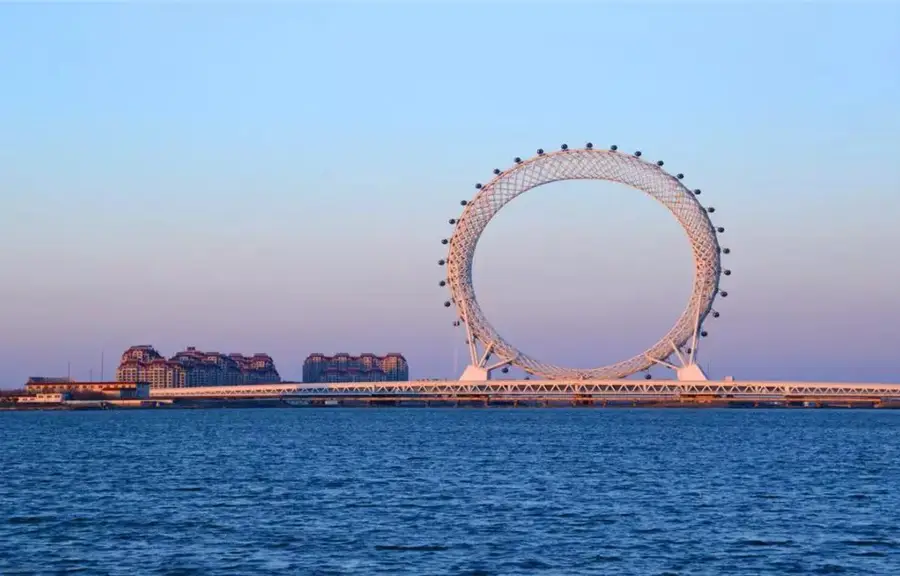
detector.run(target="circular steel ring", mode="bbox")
[445,147,721,379]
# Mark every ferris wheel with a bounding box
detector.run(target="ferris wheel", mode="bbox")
[437,143,731,381]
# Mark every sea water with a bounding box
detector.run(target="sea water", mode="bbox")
[1,408,899,574]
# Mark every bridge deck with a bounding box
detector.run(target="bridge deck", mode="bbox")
[148,379,900,401]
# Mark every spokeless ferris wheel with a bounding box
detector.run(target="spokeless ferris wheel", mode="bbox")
[437,143,732,381]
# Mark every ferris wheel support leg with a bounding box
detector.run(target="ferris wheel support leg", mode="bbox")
[645,354,678,371]
[459,341,514,381]
[459,360,514,381]
[669,340,687,366]
[676,363,709,381]
[486,358,514,372]
[676,299,710,381]
[460,364,491,381]
[462,318,479,366]
[477,342,495,367]
[459,336,494,381]
[688,299,703,366]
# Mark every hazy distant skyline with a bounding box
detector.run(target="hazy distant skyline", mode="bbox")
[1,3,898,386]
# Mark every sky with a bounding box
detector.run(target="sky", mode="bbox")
[1,2,898,385]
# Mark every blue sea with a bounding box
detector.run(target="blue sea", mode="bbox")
[2,408,899,575]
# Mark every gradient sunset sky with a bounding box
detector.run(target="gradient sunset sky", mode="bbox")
[1,3,898,385]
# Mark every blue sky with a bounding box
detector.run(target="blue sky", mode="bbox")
[1,3,898,385]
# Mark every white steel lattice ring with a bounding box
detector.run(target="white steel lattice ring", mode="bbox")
[445,147,722,380]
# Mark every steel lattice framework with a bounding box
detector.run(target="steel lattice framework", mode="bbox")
[443,145,724,380]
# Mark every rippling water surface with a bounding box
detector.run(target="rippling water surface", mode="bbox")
[2,408,900,575]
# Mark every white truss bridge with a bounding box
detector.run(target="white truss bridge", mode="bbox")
[149,379,900,401]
